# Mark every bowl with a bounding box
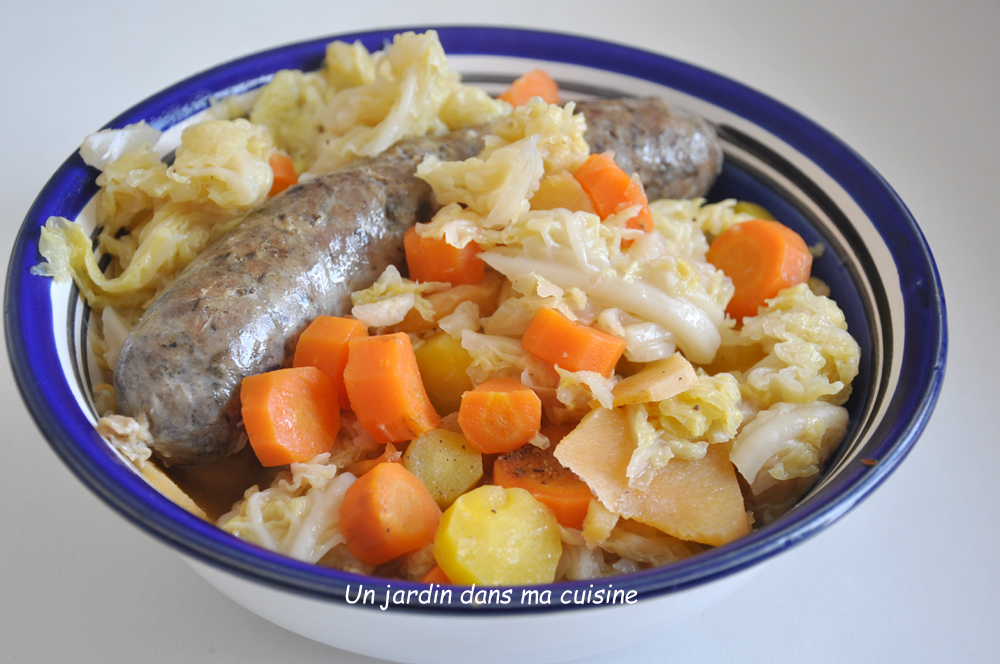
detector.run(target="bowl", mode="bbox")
[4,26,946,664]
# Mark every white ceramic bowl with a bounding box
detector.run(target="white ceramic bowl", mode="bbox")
[5,27,947,664]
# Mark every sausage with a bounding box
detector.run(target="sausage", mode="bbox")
[113,97,723,466]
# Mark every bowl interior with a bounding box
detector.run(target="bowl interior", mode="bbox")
[5,26,946,612]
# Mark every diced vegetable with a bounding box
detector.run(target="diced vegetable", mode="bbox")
[611,352,697,407]
[573,153,653,233]
[292,316,369,409]
[706,219,812,320]
[530,171,595,213]
[458,377,542,454]
[404,227,485,285]
[521,306,626,377]
[434,485,562,585]
[493,425,594,529]
[240,367,341,467]
[344,333,441,444]
[339,462,442,566]
[497,69,560,106]
[554,407,751,546]
[267,153,298,196]
[412,331,475,415]
[403,429,484,509]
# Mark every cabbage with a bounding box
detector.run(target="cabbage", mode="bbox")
[555,366,615,411]
[32,118,274,318]
[349,265,447,327]
[79,121,163,170]
[735,283,861,407]
[437,300,481,338]
[624,372,744,487]
[417,135,544,228]
[595,308,676,363]
[308,31,507,174]
[219,455,356,563]
[479,210,725,364]
[249,69,329,172]
[729,401,849,495]
[460,330,528,384]
[486,98,589,175]
[482,274,589,337]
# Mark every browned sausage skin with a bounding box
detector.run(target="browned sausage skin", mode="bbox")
[114,98,723,466]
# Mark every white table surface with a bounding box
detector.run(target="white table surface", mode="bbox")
[2,1,996,662]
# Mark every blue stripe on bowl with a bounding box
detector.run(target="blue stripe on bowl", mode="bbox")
[5,26,946,614]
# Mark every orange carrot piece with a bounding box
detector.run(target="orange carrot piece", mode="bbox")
[339,463,442,566]
[404,227,485,286]
[267,153,297,197]
[343,333,441,445]
[493,425,594,529]
[344,443,401,477]
[240,367,341,467]
[573,153,654,234]
[419,564,454,585]
[292,316,369,410]
[520,306,626,377]
[457,377,542,454]
[497,69,560,106]
[706,219,813,320]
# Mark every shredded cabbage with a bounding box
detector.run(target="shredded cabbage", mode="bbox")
[219,455,356,563]
[486,98,589,175]
[350,265,447,327]
[32,119,274,322]
[306,31,507,174]
[734,283,861,407]
[624,372,744,486]
[417,135,544,229]
[729,401,849,495]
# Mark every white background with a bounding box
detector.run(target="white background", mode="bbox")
[1,1,997,662]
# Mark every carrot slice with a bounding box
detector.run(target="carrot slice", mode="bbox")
[339,463,442,566]
[573,153,653,235]
[493,424,594,529]
[419,564,454,585]
[240,367,341,467]
[706,219,813,320]
[292,316,369,410]
[267,153,297,197]
[404,227,485,286]
[497,69,560,106]
[520,306,626,377]
[343,333,441,444]
[457,377,542,454]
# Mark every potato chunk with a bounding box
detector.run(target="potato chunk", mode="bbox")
[554,407,751,546]
[413,331,475,415]
[403,429,483,509]
[611,353,697,407]
[434,486,562,586]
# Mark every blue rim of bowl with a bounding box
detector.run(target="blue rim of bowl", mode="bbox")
[5,26,946,615]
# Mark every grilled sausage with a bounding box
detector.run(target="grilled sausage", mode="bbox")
[114,97,723,465]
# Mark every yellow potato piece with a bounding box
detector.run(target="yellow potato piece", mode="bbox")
[403,429,483,509]
[413,331,475,416]
[554,407,751,546]
[611,353,697,407]
[434,486,562,586]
